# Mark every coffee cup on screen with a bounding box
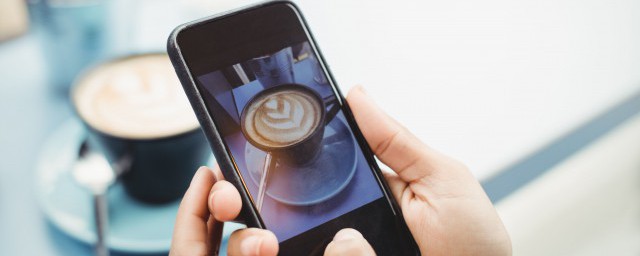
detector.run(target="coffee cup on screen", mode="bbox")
[241,84,339,165]
[71,53,210,204]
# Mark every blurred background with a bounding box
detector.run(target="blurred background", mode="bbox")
[0,0,639,255]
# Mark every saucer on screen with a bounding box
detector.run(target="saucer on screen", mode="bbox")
[245,116,357,206]
[34,119,243,253]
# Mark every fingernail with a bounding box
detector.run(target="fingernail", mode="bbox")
[241,235,262,256]
[209,188,222,219]
[356,85,368,95]
[333,229,362,242]
[190,167,206,185]
[208,191,216,207]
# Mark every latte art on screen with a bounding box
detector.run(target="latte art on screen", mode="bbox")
[244,90,322,148]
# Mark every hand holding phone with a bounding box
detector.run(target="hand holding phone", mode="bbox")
[171,86,512,256]
[168,1,509,255]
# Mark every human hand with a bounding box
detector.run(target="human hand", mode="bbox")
[169,166,374,256]
[169,165,277,256]
[347,85,511,255]
[170,85,511,255]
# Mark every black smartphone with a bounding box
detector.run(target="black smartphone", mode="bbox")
[167,1,419,255]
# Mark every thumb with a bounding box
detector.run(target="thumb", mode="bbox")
[347,85,442,182]
[324,229,376,256]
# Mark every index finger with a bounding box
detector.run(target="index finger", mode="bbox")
[170,166,217,255]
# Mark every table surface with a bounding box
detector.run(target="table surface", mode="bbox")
[2,0,640,255]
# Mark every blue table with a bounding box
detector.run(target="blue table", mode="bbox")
[0,1,229,254]
[0,34,92,255]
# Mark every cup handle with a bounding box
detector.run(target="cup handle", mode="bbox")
[323,94,340,125]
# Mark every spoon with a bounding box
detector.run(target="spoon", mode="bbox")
[256,153,275,212]
[72,140,124,256]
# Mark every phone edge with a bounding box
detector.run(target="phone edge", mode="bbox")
[289,2,421,254]
[165,2,280,229]
[167,1,420,254]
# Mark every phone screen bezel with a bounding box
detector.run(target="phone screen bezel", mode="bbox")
[168,1,418,254]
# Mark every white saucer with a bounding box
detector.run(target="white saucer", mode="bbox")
[35,119,243,253]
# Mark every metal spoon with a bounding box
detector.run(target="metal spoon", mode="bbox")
[72,140,118,256]
[256,153,276,212]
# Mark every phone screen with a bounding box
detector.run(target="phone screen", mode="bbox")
[174,2,418,254]
[197,40,384,242]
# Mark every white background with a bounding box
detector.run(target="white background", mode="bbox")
[134,0,640,180]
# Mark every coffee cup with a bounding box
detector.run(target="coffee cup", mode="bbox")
[71,53,210,204]
[248,47,295,89]
[240,84,339,165]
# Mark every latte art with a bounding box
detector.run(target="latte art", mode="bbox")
[244,90,322,148]
[72,54,199,139]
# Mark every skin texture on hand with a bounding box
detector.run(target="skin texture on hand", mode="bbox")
[347,86,512,255]
[324,228,375,256]
[169,86,512,256]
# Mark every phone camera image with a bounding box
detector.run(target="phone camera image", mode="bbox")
[197,42,383,242]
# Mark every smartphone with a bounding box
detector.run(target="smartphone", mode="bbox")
[167,1,419,255]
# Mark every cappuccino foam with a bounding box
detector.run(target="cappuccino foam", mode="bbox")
[244,89,322,148]
[72,54,199,139]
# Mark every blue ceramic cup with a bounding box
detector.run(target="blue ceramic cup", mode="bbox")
[71,53,210,204]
